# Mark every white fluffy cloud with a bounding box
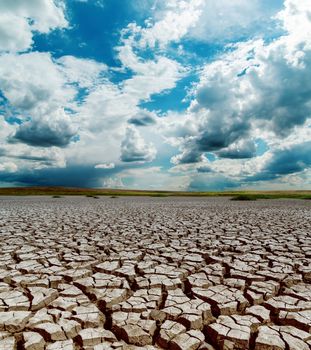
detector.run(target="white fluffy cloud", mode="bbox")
[58,56,108,88]
[118,39,184,101]
[136,0,283,47]
[0,0,68,53]
[94,163,115,169]
[138,0,203,48]
[0,52,74,113]
[0,52,112,150]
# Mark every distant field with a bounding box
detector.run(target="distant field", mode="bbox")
[0,186,311,200]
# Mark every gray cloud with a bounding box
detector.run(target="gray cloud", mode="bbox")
[197,165,213,173]
[128,110,157,126]
[247,141,311,182]
[0,165,117,188]
[170,22,311,167]
[171,147,204,164]
[246,50,311,137]
[11,115,77,147]
[121,126,156,162]
[216,139,257,159]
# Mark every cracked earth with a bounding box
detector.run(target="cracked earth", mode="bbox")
[0,196,310,350]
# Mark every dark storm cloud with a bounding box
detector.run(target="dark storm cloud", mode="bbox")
[0,165,119,188]
[195,122,249,152]
[247,141,311,182]
[172,120,251,164]
[11,118,76,147]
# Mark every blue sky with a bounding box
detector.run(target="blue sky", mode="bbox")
[0,0,311,190]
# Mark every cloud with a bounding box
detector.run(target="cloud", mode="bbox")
[121,126,156,162]
[1,0,311,191]
[216,139,257,159]
[108,166,190,191]
[247,141,311,182]
[128,109,157,126]
[11,109,77,147]
[0,52,75,112]
[57,55,107,88]
[0,162,18,173]
[171,148,204,164]
[0,162,124,188]
[102,176,124,188]
[137,0,203,49]
[188,173,238,191]
[0,143,66,169]
[0,0,68,53]
[197,165,213,173]
[139,0,283,47]
[167,0,311,167]
[188,0,283,43]
[0,52,110,149]
[118,44,184,100]
[95,163,115,169]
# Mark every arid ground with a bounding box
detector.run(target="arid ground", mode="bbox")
[0,196,310,349]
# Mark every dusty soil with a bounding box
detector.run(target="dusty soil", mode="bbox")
[0,196,310,349]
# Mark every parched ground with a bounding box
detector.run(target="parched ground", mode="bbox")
[0,196,310,350]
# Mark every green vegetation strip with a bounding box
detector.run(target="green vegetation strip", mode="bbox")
[0,187,310,200]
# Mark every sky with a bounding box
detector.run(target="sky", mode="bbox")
[0,0,311,191]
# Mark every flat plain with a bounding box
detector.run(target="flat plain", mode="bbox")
[0,196,310,350]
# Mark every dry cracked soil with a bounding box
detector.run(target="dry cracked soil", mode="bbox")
[0,196,310,350]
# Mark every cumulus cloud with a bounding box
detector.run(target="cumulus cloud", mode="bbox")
[247,141,311,182]
[0,52,74,112]
[121,126,156,163]
[168,0,311,171]
[0,0,68,53]
[57,56,107,88]
[0,52,110,149]
[137,0,203,49]
[118,44,184,101]
[139,0,282,47]
[11,109,77,148]
[1,0,311,190]
[171,148,204,165]
[217,139,257,159]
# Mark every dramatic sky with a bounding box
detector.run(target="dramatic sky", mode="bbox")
[0,0,311,190]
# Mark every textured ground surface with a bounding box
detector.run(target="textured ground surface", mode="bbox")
[0,196,310,350]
